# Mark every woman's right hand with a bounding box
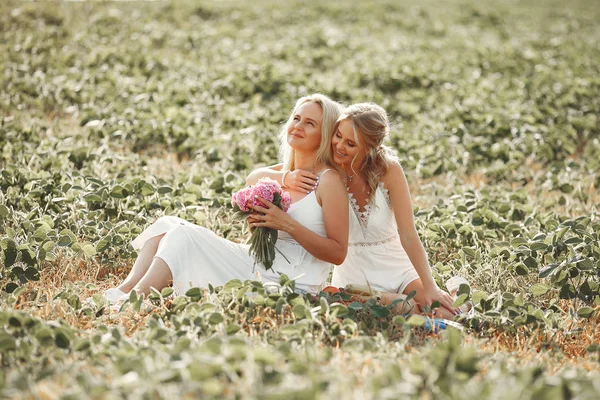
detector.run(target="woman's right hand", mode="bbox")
[283,169,319,193]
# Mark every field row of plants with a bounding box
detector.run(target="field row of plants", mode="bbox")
[1,0,599,398]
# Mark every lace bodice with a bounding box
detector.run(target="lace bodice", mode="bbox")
[333,181,416,294]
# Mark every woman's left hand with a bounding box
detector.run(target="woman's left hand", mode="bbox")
[249,196,294,232]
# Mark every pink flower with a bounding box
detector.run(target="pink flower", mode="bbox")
[230,178,291,272]
[233,187,252,212]
[232,178,285,212]
[281,192,292,212]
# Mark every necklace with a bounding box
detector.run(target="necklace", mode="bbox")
[344,175,371,196]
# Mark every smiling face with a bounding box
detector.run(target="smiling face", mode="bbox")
[286,101,323,153]
[331,118,367,169]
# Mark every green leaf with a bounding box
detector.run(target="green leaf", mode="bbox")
[42,240,56,252]
[140,181,155,196]
[0,332,17,352]
[559,284,576,300]
[157,186,173,194]
[577,259,594,271]
[83,194,103,203]
[515,264,529,276]
[0,204,9,219]
[577,307,595,319]
[407,315,426,327]
[559,183,574,194]
[2,237,17,250]
[531,283,550,297]
[462,247,476,259]
[453,293,469,307]
[33,223,52,242]
[185,287,203,299]
[148,287,161,301]
[3,248,18,268]
[226,323,241,335]
[74,339,91,352]
[538,263,559,278]
[329,303,348,317]
[529,242,547,251]
[348,302,364,310]
[456,283,471,297]
[208,312,224,325]
[24,267,40,281]
[81,243,96,257]
[109,185,128,198]
[523,256,537,269]
[161,287,174,298]
[370,304,390,318]
[57,235,72,247]
[292,304,311,319]
[96,237,110,252]
[55,331,71,349]
[405,290,417,302]
[222,279,243,291]
[484,311,501,318]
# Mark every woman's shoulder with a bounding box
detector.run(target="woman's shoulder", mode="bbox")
[381,160,405,184]
[315,168,345,198]
[318,167,340,179]
[317,168,345,187]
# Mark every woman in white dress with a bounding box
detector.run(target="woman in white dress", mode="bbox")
[104,94,349,301]
[250,103,462,319]
[328,103,461,319]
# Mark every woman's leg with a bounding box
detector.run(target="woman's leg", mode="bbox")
[403,279,456,319]
[117,234,165,293]
[131,257,173,295]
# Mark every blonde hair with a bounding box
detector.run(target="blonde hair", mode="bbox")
[333,103,398,200]
[279,94,344,172]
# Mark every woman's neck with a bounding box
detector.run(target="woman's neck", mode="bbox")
[294,151,323,172]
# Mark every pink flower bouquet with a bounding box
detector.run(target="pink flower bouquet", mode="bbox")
[231,178,292,271]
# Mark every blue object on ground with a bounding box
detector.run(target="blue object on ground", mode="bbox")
[423,318,464,333]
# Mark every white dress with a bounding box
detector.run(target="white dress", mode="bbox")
[331,183,419,294]
[130,189,331,295]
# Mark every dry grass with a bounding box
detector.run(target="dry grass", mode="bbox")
[9,256,600,375]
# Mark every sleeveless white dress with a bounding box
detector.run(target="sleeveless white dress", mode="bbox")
[331,183,419,293]
[130,184,331,295]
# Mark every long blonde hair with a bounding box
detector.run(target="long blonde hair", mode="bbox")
[279,94,344,172]
[333,103,398,199]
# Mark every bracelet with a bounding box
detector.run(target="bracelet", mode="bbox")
[281,170,289,188]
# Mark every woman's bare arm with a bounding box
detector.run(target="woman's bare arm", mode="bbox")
[246,164,284,185]
[246,164,319,193]
[383,162,455,311]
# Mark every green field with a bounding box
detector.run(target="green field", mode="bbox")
[1,0,599,398]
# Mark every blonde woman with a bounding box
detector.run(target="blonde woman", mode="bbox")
[328,103,462,318]
[104,94,348,301]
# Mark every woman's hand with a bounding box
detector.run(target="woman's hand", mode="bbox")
[248,197,295,232]
[422,286,458,315]
[283,169,319,193]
